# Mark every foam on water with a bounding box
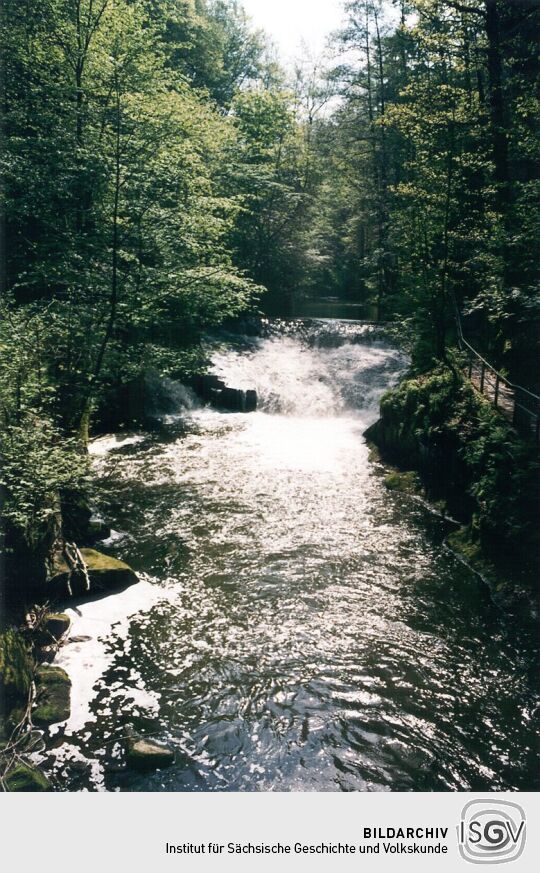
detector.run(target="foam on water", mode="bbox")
[37,321,540,793]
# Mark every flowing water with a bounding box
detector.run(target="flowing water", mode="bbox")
[43,320,539,792]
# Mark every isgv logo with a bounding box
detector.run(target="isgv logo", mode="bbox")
[459,800,526,865]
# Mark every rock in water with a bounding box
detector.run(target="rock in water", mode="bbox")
[125,736,175,771]
[32,666,71,726]
[49,548,138,598]
[4,763,51,792]
[245,389,257,412]
[88,514,112,542]
[43,613,71,642]
[383,470,422,494]
[35,613,72,663]
[189,374,257,412]
[81,548,138,591]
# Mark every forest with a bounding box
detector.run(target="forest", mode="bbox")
[2,0,538,592]
[0,0,539,792]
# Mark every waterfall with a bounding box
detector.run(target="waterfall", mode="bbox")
[208,322,408,422]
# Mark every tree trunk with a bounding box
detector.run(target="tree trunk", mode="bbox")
[484,0,510,203]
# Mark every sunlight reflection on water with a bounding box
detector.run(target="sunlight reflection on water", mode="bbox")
[40,321,540,793]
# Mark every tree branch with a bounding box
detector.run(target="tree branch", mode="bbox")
[445,1,486,18]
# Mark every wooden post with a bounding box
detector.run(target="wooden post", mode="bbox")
[480,362,485,394]
[494,375,500,408]
[468,353,473,379]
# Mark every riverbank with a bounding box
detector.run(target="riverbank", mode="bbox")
[365,362,540,615]
[3,321,539,792]
[0,559,180,789]
[0,536,144,789]
[0,611,70,791]
[13,322,538,791]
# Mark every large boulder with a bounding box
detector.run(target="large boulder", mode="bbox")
[45,613,71,641]
[189,374,257,413]
[125,736,175,771]
[32,665,71,726]
[49,548,138,598]
[244,390,257,413]
[34,613,71,649]
[383,470,422,495]
[190,374,226,400]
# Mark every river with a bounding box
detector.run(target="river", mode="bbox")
[42,319,539,792]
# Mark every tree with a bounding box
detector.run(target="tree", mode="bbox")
[0,0,266,573]
[228,85,314,312]
[316,0,539,370]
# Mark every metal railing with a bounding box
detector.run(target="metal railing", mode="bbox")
[454,308,540,445]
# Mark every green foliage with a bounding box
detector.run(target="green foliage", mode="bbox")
[2,0,538,596]
[312,0,540,370]
[151,0,268,107]
[228,86,316,311]
[1,0,311,571]
[1,0,265,431]
[378,366,540,556]
[0,304,90,550]
[0,417,89,550]
[461,406,539,547]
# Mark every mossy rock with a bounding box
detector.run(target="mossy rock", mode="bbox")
[126,737,175,771]
[446,526,507,592]
[4,762,51,792]
[33,665,71,726]
[50,548,138,598]
[0,629,33,703]
[384,470,422,494]
[46,613,71,640]
[35,613,72,648]
[367,442,382,464]
[88,515,111,542]
[363,421,381,444]
[447,526,489,571]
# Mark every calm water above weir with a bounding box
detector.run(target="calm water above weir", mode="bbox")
[47,320,539,791]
